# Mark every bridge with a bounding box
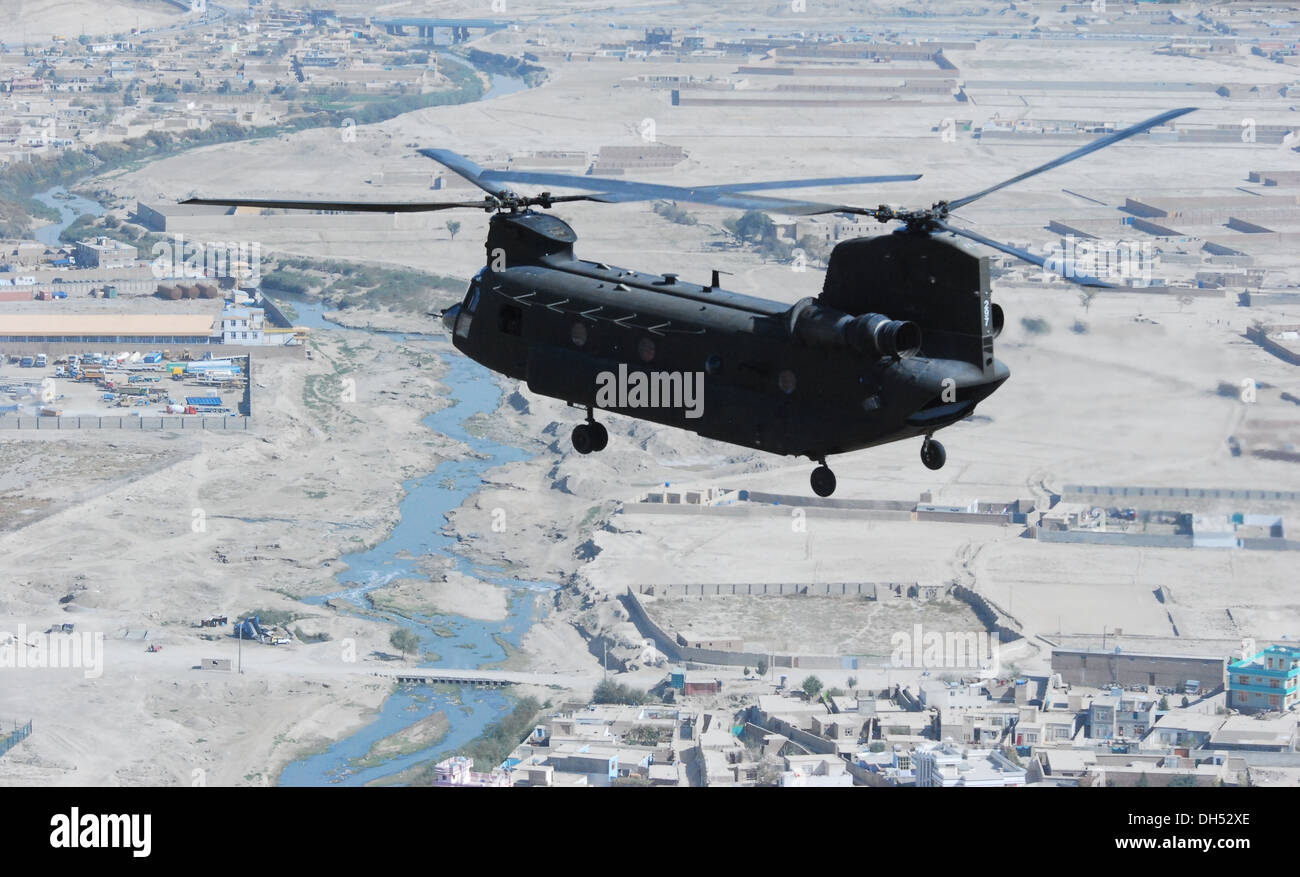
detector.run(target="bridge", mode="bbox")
[372,17,510,41]
[377,667,593,688]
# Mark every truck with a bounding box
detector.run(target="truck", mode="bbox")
[35,354,47,368]
[19,356,33,368]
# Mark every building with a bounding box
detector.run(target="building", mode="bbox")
[0,314,217,345]
[1208,715,1299,752]
[221,304,266,345]
[1051,647,1226,691]
[779,754,853,787]
[1089,689,1159,741]
[914,741,1026,787]
[431,756,512,787]
[75,236,137,269]
[1228,643,1300,713]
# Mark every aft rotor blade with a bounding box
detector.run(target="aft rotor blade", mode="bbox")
[181,197,495,213]
[418,148,520,198]
[946,107,1196,212]
[933,219,1117,288]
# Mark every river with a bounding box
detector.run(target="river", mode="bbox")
[31,186,105,247]
[28,56,546,784]
[271,297,559,787]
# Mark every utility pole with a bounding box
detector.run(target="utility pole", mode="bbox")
[603,642,608,682]
[237,621,243,674]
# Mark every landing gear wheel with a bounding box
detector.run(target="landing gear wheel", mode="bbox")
[810,465,837,498]
[572,423,594,455]
[589,422,608,453]
[921,438,946,471]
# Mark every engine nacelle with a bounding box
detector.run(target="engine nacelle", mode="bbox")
[791,300,922,359]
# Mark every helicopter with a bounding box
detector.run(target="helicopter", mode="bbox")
[184,106,1194,497]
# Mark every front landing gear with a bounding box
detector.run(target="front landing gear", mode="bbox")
[571,408,608,455]
[810,461,837,498]
[921,436,946,471]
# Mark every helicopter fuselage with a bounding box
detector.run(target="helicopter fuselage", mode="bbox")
[442,210,1010,462]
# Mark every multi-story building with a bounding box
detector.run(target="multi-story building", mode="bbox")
[914,741,1026,787]
[1229,643,1300,713]
[1089,690,1158,740]
[220,304,265,345]
[75,236,137,269]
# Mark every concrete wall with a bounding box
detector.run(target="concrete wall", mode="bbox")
[0,415,250,431]
[622,589,871,670]
[638,582,880,598]
[1063,483,1300,504]
[621,502,911,521]
[1035,528,1194,548]
[950,584,1022,644]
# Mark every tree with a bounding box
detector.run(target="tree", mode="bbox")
[756,658,768,676]
[446,219,461,240]
[1158,696,1169,711]
[801,675,823,698]
[1079,289,1097,313]
[727,209,775,243]
[1135,772,1150,787]
[847,676,858,689]
[390,628,418,659]
[593,679,649,705]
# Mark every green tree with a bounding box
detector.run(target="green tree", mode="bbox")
[727,209,775,243]
[1135,772,1150,787]
[446,219,461,240]
[801,675,823,698]
[390,628,418,659]
[847,676,858,689]
[756,658,768,676]
[593,680,649,705]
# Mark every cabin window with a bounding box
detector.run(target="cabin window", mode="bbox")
[637,337,655,362]
[778,369,796,395]
[499,305,522,337]
[570,322,588,347]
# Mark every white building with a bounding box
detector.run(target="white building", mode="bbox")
[914,740,1027,787]
[221,304,265,344]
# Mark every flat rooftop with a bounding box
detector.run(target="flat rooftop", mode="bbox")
[0,314,216,337]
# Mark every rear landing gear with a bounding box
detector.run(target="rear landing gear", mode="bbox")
[571,408,608,455]
[810,462,836,498]
[921,436,946,471]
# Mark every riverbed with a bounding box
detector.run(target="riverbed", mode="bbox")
[274,297,558,786]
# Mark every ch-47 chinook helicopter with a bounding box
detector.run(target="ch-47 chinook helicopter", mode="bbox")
[185,106,1194,497]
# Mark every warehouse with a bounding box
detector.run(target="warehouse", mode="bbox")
[0,314,217,344]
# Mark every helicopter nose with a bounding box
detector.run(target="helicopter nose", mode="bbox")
[441,304,460,332]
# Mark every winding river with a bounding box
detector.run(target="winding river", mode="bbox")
[274,299,558,786]
[29,57,550,785]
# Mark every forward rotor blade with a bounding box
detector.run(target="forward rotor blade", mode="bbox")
[470,166,914,212]
[181,197,495,213]
[932,220,1117,288]
[418,148,519,198]
[946,107,1196,212]
[418,149,911,213]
